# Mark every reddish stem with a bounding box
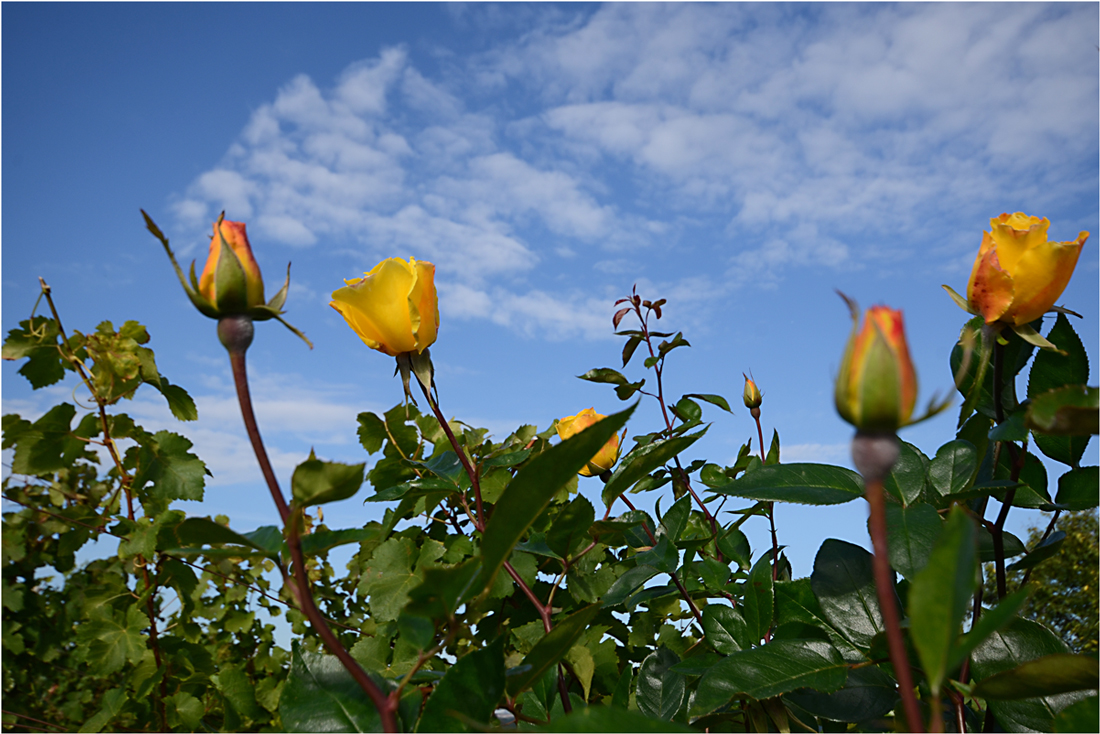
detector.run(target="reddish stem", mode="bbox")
[228,347,397,732]
[421,377,570,714]
[631,301,720,544]
[867,477,924,733]
[419,380,485,530]
[618,496,704,627]
[753,408,780,583]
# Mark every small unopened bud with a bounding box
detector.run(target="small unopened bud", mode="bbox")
[743,374,763,410]
[834,295,917,432]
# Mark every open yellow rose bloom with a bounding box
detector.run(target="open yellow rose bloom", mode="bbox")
[967,212,1088,326]
[331,258,439,357]
[557,408,622,477]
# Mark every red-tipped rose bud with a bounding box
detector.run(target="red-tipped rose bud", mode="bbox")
[742,373,763,410]
[835,297,918,433]
[143,210,312,349]
[199,217,266,314]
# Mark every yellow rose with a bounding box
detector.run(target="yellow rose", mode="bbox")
[557,408,622,477]
[835,303,918,433]
[967,212,1088,326]
[331,258,439,356]
[198,217,266,313]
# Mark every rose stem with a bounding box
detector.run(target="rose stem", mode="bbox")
[617,495,704,627]
[854,432,924,733]
[227,341,397,732]
[417,378,571,714]
[867,475,925,733]
[419,380,485,529]
[752,406,780,584]
[631,298,721,549]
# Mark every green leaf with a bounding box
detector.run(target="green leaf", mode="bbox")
[765,429,780,465]
[78,687,128,733]
[634,536,679,574]
[703,604,749,655]
[165,517,281,559]
[885,502,942,580]
[481,447,532,469]
[404,559,480,620]
[602,564,662,608]
[1029,314,1090,397]
[947,587,1030,674]
[883,441,928,507]
[1035,432,1093,469]
[657,332,690,358]
[975,653,1097,699]
[1027,385,1099,436]
[622,335,644,368]
[1054,696,1099,733]
[132,430,207,504]
[1007,532,1066,573]
[692,639,847,716]
[909,507,977,695]
[741,553,774,646]
[713,464,865,506]
[213,665,263,723]
[684,393,734,414]
[505,607,593,698]
[952,316,1035,425]
[784,665,899,724]
[989,410,1030,442]
[478,405,633,593]
[578,367,632,386]
[1028,319,1090,466]
[974,620,1092,728]
[1054,466,1099,510]
[928,440,978,499]
[356,412,387,454]
[717,524,751,569]
[546,495,596,559]
[279,643,389,733]
[3,316,66,389]
[292,457,365,508]
[811,540,883,649]
[145,373,198,421]
[636,647,686,721]
[971,618,1093,731]
[671,397,702,425]
[658,495,692,544]
[578,367,645,401]
[977,527,1027,563]
[8,403,89,476]
[359,537,445,622]
[542,706,695,732]
[86,605,149,675]
[418,636,506,732]
[601,428,704,509]
[167,692,204,730]
[300,527,380,557]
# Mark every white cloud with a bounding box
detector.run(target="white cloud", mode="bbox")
[170,4,1097,344]
[781,443,850,465]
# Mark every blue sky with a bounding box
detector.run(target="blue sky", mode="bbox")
[3,2,1098,577]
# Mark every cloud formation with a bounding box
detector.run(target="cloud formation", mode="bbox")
[173,3,1098,341]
